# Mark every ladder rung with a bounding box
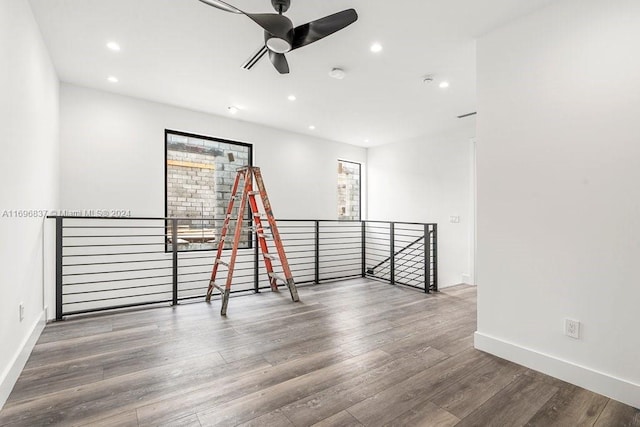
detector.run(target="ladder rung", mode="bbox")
[253,212,267,217]
[263,254,277,261]
[248,191,260,196]
[216,260,229,267]
[257,233,272,239]
[211,282,225,293]
[268,272,286,282]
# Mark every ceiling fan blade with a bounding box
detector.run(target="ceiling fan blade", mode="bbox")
[198,0,292,38]
[197,0,242,14]
[242,45,268,70]
[246,13,292,39]
[291,9,358,50]
[269,50,290,74]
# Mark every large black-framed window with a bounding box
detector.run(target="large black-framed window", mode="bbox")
[165,130,253,251]
[337,159,361,221]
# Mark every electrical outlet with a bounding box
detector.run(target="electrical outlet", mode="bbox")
[19,303,24,322]
[565,318,580,339]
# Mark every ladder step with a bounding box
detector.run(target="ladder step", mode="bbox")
[248,191,260,196]
[216,259,229,267]
[268,272,286,282]
[263,254,277,261]
[211,282,225,294]
[257,233,272,239]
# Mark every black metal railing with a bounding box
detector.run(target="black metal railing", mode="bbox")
[49,216,437,319]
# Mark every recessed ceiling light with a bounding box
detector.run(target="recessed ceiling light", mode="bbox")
[107,76,118,83]
[106,41,121,51]
[228,106,239,114]
[288,95,297,101]
[364,139,370,143]
[370,43,383,53]
[439,81,450,89]
[309,125,316,130]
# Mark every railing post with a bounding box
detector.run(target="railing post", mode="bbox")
[390,222,395,285]
[424,224,430,294]
[361,221,366,277]
[55,217,63,320]
[254,231,260,293]
[171,219,178,305]
[315,220,320,284]
[432,224,438,291]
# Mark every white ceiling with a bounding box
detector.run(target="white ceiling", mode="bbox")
[29,0,553,147]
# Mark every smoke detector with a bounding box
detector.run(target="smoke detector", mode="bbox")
[423,75,435,84]
[329,68,346,80]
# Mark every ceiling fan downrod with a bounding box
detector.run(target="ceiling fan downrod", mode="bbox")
[271,0,290,14]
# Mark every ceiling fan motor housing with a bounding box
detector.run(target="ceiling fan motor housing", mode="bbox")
[271,0,290,13]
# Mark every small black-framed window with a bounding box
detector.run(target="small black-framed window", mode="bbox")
[337,160,361,221]
[165,130,253,252]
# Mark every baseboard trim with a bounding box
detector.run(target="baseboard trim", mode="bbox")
[0,311,46,410]
[474,332,640,409]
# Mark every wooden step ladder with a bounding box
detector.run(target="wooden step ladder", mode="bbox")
[206,166,299,315]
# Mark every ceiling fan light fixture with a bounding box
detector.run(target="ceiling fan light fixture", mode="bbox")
[266,37,291,53]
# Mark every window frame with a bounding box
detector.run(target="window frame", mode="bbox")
[337,159,362,221]
[164,129,254,252]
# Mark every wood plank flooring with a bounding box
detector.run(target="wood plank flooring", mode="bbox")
[1,279,638,426]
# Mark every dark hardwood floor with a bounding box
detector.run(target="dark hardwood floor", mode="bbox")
[1,279,638,426]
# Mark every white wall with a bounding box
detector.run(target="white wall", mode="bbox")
[367,123,475,288]
[0,0,59,409]
[475,0,640,408]
[59,84,366,220]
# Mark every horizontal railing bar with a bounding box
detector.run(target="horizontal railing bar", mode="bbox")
[280,237,323,242]
[315,236,361,241]
[63,226,168,229]
[319,261,363,269]
[52,216,436,227]
[318,266,361,275]
[289,266,315,273]
[319,256,362,264]
[63,265,173,276]
[63,282,173,295]
[175,278,209,285]
[288,260,314,266]
[318,273,362,282]
[178,262,236,269]
[61,299,173,317]
[63,290,173,304]
[63,250,170,257]
[64,259,171,267]
[62,234,169,239]
[63,274,173,286]
[63,242,167,248]
[318,242,362,248]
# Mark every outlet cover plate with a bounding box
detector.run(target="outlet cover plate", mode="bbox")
[565,318,580,339]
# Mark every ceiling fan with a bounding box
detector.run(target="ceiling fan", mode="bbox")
[198,0,358,74]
